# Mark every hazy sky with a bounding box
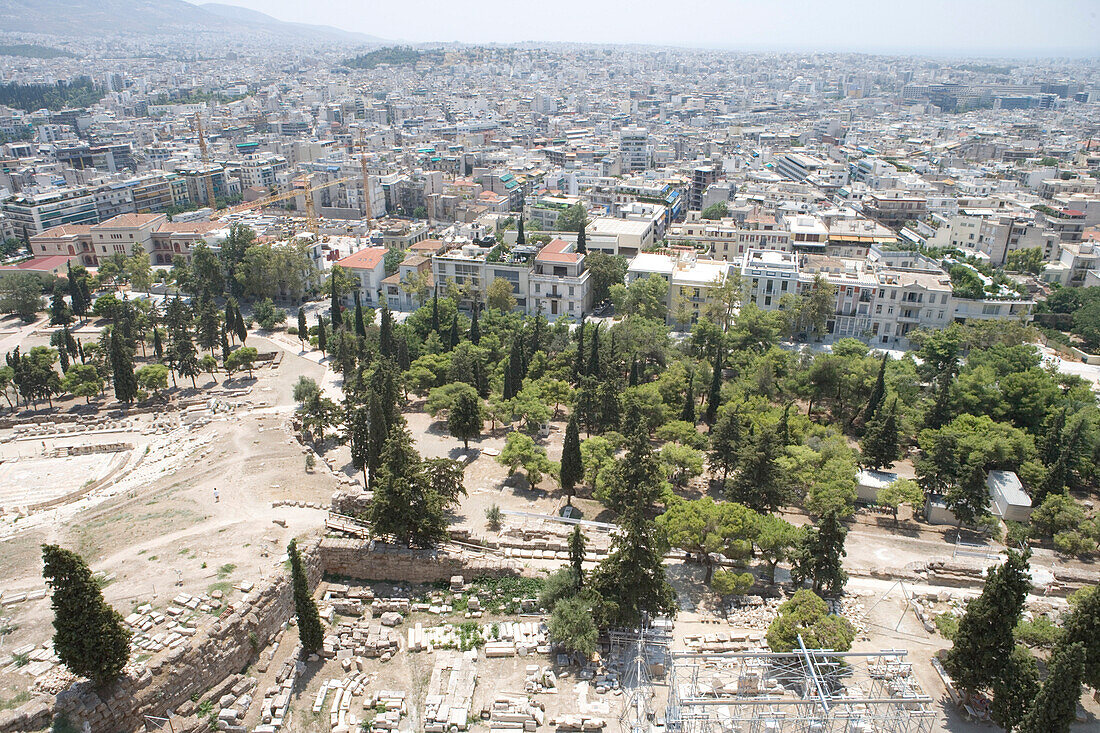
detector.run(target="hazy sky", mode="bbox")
[206,0,1100,56]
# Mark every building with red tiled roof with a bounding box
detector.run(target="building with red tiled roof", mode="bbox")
[337,247,388,307]
[0,254,79,281]
[530,238,591,319]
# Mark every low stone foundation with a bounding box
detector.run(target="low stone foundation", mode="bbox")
[0,537,524,733]
[319,537,524,584]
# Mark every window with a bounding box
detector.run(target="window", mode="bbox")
[568,286,574,296]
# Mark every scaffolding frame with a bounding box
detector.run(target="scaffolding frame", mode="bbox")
[666,639,936,733]
[607,627,673,733]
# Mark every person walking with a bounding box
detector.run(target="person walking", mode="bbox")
[213,487,219,503]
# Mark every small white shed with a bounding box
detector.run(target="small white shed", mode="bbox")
[987,470,1032,523]
[856,469,898,504]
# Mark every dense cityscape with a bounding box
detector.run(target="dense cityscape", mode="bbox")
[0,2,1098,733]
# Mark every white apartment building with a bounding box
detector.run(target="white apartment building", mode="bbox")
[619,126,650,172]
[627,249,731,328]
[529,239,592,320]
[336,247,387,308]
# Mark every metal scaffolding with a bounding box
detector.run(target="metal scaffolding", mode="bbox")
[607,627,673,733]
[666,638,936,733]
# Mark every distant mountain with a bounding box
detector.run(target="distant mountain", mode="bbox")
[0,0,385,44]
[200,3,384,44]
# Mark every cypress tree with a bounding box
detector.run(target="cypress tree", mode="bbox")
[448,313,460,350]
[396,336,411,371]
[317,315,327,356]
[380,305,394,357]
[67,262,88,319]
[680,373,696,424]
[1017,641,1085,733]
[287,539,323,654]
[224,299,237,343]
[516,217,526,245]
[559,414,583,504]
[234,306,246,343]
[945,549,1031,696]
[330,270,343,329]
[219,325,230,365]
[569,525,586,587]
[109,329,137,404]
[628,356,639,387]
[42,544,131,686]
[469,304,480,345]
[778,402,792,445]
[503,337,524,400]
[430,292,440,332]
[573,320,586,383]
[576,222,587,254]
[58,342,69,372]
[366,392,387,489]
[354,292,366,339]
[861,354,888,426]
[348,404,370,485]
[1061,575,1100,690]
[588,324,600,377]
[704,348,723,424]
[297,308,308,348]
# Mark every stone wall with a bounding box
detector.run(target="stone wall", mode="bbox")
[0,541,323,733]
[319,537,524,583]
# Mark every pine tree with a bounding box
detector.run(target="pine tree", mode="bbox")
[576,222,587,255]
[704,348,722,424]
[790,511,848,596]
[195,297,220,355]
[330,271,343,329]
[317,315,327,356]
[728,424,785,512]
[297,308,308,348]
[109,329,137,404]
[860,398,901,470]
[1017,641,1085,733]
[50,284,72,326]
[945,549,1031,696]
[354,292,366,339]
[559,414,583,503]
[448,313,460,350]
[1061,581,1100,690]
[42,544,131,686]
[589,513,675,629]
[287,539,323,653]
[469,304,480,345]
[569,526,586,587]
[925,374,952,429]
[380,305,394,356]
[861,353,888,426]
[680,373,696,424]
[709,407,743,480]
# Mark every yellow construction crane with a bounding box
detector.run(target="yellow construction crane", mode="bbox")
[223,175,356,216]
[192,113,218,209]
